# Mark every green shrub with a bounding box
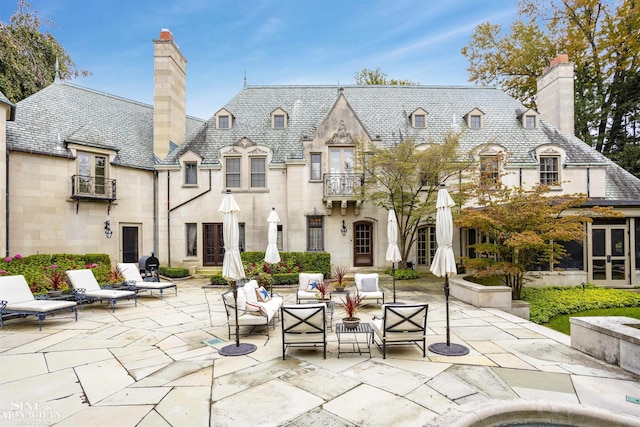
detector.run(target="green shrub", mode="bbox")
[522,285,640,324]
[159,266,189,278]
[210,274,231,286]
[240,251,331,278]
[384,268,420,280]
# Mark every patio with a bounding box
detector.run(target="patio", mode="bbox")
[0,277,639,426]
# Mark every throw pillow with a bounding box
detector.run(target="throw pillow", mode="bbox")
[361,277,378,292]
[306,281,320,292]
[246,301,268,316]
[256,286,271,302]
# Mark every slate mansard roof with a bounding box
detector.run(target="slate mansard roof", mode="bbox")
[166,84,640,202]
[6,81,204,170]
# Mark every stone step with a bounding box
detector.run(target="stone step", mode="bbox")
[194,267,222,279]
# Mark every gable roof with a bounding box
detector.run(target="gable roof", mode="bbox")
[164,84,640,201]
[6,81,204,170]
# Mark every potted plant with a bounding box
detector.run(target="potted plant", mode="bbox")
[106,266,125,288]
[315,279,334,301]
[339,293,364,329]
[331,265,349,292]
[45,265,67,297]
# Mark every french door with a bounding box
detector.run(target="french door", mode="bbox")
[590,223,628,285]
[203,223,224,266]
[353,221,373,266]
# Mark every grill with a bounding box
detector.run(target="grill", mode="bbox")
[138,253,160,282]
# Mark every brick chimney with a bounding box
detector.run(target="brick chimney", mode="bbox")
[153,28,187,160]
[536,54,575,136]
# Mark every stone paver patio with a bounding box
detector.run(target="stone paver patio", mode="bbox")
[1,278,639,426]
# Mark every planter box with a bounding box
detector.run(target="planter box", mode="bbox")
[570,316,640,375]
[449,277,529,320]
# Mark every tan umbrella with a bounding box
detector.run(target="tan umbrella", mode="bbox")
[218,190,255,356]
[385,208,402,303]
[428,184,469,356]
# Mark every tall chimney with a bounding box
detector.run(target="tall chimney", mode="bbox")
[536,54,575,136]
[153,28,187,160]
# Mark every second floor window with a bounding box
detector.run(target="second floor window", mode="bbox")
[251,157,266,187]
[226,158,240,188]
[78,152,107,195]
[184,162,197,185]
[540,156,559,185]
[480,156,499,187]
[310,153,322,181]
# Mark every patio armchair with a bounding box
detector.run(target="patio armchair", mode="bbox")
[281,303,327,359]
[0,275,78,330]
[222,280,283,339]
[116,263,177,299]
[372,303,428,359]
[354,273,384,305]
[66,269,137,312]
[296,273,325,304]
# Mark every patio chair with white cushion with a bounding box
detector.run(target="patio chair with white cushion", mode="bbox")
[222,280,284,339]
[0,275,77,330]
[354,273,384,305]
[66,269,137,312]
[281,303,327,359]
[296,272,325,304]
[372,303,428,359]
[116,263,177,299]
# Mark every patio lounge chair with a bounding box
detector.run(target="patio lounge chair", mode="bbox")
[296,273,325,304]
[116,263,177,299]
[0,275,77,330]
[66,269,137,312]
[222,280,283,339]
[372,303,428,359]
[355,273,384,305]
[281,303,327,359]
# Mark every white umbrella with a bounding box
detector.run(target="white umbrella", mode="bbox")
[385,208,402,303]
[264,207,281,296]
[218,190,255,356]
[428,184,468,356]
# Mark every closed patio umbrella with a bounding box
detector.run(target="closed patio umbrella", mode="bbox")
[428,184,469,356]
[218,189,256,356]
[264,207,281,296]
[385,208,402,303]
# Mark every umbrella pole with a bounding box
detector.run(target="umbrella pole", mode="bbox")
[220,279,257,356]
[233,281,240,347]
[392,262,396,303]
[444,274,450,346]
[427,273,470,356]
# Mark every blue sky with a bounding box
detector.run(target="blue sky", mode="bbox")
[1,0,519,119]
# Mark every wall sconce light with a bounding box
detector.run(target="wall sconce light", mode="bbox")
[341,220,347,237]
[104,220,113,239]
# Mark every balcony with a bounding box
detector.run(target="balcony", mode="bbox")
[322,173,365,215]
[71,175,117,201]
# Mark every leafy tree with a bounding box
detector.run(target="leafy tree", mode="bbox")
[355,133,470,267]
[461,0,640,177]
[0,0,90,103]
[455,182,620,300]
[353,67,417,85]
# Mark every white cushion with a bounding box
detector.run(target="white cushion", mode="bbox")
[298,273,324,292]
[355,273,379,291]
[361,277,378,292]
[66,269,102,292]
[116,263,144,282]
[0,275,35,304]
[243,280,259,303]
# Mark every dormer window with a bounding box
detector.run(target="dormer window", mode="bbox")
[271,108,288,129]
[519,108,539,129]
[215,108,233,129]
[410,108,428,128]
[466,108,484,129]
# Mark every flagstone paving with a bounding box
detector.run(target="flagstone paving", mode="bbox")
[1,277,639,426]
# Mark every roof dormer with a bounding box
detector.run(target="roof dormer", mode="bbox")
[465,108,485,129]
[410,108,428,129]
[215,108,233,130]
[271,108,288,129]
[518,108,539,129]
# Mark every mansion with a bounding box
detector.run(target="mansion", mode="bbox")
[2,29,640,287]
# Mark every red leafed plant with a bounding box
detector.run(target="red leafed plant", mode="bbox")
[315,280,334,300]
[45,265,67,291]
[339,294,364,320]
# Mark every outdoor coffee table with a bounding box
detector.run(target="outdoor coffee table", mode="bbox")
[336,322,373,358]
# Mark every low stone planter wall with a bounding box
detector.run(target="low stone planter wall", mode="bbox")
[449,277,529,320]
[570,316,640,376]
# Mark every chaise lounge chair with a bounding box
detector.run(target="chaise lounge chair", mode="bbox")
[0,275,77,330]
[66,269,137,312]
[372,303,429,358]
[116,263,177,299]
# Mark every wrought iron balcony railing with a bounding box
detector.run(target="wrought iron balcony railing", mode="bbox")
[71,175,117,201]
[323,173,365,197]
